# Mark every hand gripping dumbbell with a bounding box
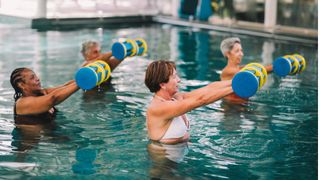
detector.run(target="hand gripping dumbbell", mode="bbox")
[273,54,306,77]
[232,63,268,98]
[75,60,111,90]
[111,38,148,60]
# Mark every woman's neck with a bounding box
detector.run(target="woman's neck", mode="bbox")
[154,91,172,101]
[227,59,239,68]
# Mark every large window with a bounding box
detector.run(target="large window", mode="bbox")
[210,0,317,29]
[277,0,317,29]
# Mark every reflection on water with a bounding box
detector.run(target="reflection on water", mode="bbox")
[147,142,189,178]
[11,124,56,154]
[72,148,99,175]
[11,120,72,159]
[80,78,117,109]
[0,24,317,179]
[220,100,253,132]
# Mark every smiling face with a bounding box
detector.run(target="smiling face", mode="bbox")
[160,69,181,96]
[226,43,243,65]
[19,69,42,95]
[85,44,101,61]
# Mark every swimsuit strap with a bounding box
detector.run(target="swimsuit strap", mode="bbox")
[170,97,189,128]
[181,114,189,129]
[154,95,189,128]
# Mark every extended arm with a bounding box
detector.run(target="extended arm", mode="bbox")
[265,64,273,74]
[149,80,233,120]
[44,80,75,94]
[16,81,79,115]
[98,52,123,71]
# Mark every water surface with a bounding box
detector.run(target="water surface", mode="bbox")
[0,23,317,179]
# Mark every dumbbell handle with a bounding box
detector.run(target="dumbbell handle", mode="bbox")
[232,63,267,98]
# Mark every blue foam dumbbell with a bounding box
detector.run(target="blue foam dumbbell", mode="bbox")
[111,38,148,60]
[232,63,267,98]
[273,54,306,77]
[75,60,111,90]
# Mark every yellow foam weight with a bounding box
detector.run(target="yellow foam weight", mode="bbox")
[288,55,300,75]
[126,39,137,57]
[293,54,306,73]
[284,55,299,75]
[246,63,267,87]
[88,62,106,85]
[242,66,265,89]
[95,60,111,82]
[135,38,148,55]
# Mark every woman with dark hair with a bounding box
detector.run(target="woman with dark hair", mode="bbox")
[145,60,233,144]
[10,67,79,124]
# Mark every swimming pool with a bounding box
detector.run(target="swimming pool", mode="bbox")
[0,23,317,179]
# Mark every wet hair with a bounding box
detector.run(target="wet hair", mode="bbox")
[10,68,27,101]
[81,41,99,57]
[145,60,176,93]
[220,37,241,57]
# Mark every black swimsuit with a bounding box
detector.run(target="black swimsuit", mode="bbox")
[14,104,57,125]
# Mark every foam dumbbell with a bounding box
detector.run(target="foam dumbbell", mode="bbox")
[75,60,111,90]
[111,38,148,60]
[273,54,306,77]
[134,38,148,56]
[232,63,267,98]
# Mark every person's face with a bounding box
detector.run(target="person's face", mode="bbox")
[227,43,243,64]
[19,70,41,93]
[161,69,181,95]
[86,45,101,61]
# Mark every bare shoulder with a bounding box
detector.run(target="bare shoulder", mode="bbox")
[146,101,166,124]
[147,100,160,115]
[15,96,34,110]
[15,97,24,107]
[147,98,179,119]
[16,96,33,103]
[221,67,239,80]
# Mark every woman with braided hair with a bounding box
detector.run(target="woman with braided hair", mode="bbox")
[10,68,79,124]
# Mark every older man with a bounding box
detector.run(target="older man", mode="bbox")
[80,40,123,71]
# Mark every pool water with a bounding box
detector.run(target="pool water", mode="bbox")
[0,23,317,179]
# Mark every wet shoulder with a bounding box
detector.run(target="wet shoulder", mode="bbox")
[221,67,240,80]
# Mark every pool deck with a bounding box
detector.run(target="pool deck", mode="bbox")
[1,13,317,45]
[31,15,154,30]
[153,16,317,44]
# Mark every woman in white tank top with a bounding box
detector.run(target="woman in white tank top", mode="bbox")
[145,60,233,144]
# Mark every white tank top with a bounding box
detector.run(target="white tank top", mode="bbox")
[153,95,190,140]
[161,115,190,140]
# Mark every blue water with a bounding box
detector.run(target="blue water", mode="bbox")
[0,23,317,179]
